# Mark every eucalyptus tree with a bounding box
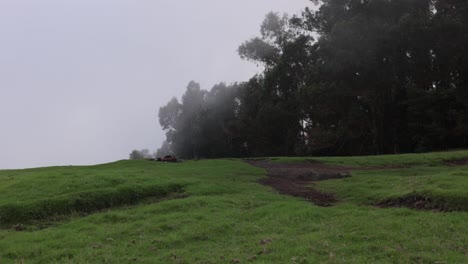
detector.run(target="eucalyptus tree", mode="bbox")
[239,12,314,155]
[158,0,468,158]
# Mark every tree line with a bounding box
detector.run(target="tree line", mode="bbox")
[158,0,468,159]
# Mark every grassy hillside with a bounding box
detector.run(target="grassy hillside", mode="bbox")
[273,150,468,167]
[0,152,467,263]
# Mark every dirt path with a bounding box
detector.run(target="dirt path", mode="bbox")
[246,160,355,206]
[248,158,468,210]
[445,158,468,166]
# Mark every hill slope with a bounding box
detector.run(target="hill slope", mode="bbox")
[0,152,467,263]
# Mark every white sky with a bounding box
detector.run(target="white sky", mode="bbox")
[0,0,312,169]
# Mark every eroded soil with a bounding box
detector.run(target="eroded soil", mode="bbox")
[445,158,468,166]
[248,158,467,211]
[377,195,464,212]
[246,160,355,206]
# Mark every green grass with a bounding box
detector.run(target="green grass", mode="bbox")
[271,150,468,167]
[0,153,467,263]
[0,161,189,225]
[317,166,468,211]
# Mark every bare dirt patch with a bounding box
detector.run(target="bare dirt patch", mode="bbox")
[246,159,409,207]
[377,195,454,212]
[246,160,355,206]
[247,159,465,211]
[444,158,468,166]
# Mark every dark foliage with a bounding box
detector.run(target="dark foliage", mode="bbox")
[158,0,468,158]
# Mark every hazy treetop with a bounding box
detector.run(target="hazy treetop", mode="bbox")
[0,0,310,169]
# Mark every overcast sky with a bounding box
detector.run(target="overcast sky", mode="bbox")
[0,0,312,169]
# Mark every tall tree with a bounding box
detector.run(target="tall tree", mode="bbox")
[239,12,314,155]
[296,0,434,154]
[158,0,468,158]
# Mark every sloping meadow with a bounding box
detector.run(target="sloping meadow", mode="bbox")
[0,161,192,226]
[0,153,467,263]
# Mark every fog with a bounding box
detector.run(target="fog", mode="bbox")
[0,0,311,169]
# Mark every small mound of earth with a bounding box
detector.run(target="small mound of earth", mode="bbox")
[377,195,459,212]
[246,160,354,207]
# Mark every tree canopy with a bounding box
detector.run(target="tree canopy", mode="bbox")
[158,0,468,158]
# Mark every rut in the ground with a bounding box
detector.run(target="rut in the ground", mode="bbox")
[246,160,352,206]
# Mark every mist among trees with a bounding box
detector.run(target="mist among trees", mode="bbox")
[129,149,152,160]
[158,0,468,159]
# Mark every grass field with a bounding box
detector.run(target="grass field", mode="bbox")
[0,152,467,263]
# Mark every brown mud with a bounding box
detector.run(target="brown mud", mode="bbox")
[246,160,355,206]
[247,158,467,211]
[377,195,464,212]
[444,158,468,166]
